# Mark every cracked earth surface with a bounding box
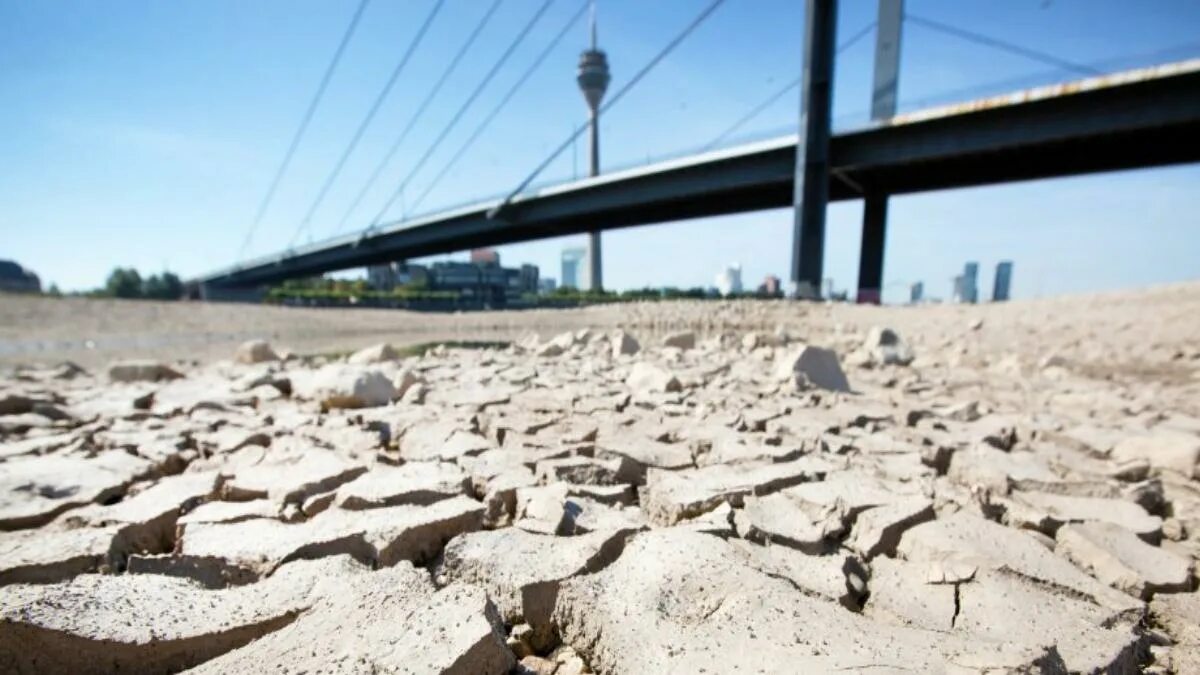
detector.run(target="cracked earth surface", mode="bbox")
[2,285,1200,673]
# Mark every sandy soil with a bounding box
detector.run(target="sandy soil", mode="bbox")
[4,282,1199,369]
[2,283,1200,672]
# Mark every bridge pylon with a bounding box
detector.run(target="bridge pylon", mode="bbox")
[789,0,838,299]
[857,0,903,304]
[578,0,610,292]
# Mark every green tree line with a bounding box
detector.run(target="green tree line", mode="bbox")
[102,268,183,300]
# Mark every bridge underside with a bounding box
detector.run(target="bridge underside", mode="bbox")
[203,66,1200,289]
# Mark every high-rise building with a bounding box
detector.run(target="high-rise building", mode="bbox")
[561,247,587,290]
[954,262,979,303]
[715,263,743,296]
[910,281,924,304]
[992,261,1013,302]
[519,264,539,294]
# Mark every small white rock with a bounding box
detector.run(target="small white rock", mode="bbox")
[348,343,399,364]
[626,362,681,394]
[234,340,279,364]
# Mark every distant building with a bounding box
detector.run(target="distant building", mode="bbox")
[367,261,428,291]
[426,259,538,304]
[395,262,428,287]
[470,248,499,266]
[715,263,742,296]
[367,264,397,291]
[0,260,40,294]
[364,257,531,304]
[953,262,979,304]
[963,262,979,303]
[910,281,924,304]
[758,275,781,297]
[561,247,586,290]
[992,261,1013,302]
[518,264,538,295]
[538,278,557,293]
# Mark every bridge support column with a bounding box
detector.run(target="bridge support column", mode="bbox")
[856,193,887,304]
[587,231,602,292]
[789,0,838,299]
[854,0,902,305]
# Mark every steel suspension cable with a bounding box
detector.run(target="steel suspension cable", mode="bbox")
[367,0,558,228]
[704,19,877,151]
[239,0,370,260]
[289,0,446,247]
[332,0,505,235]
[406,0,590,217]
[905,13,1101,77]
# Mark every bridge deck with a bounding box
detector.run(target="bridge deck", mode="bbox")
[202,59,1200,287]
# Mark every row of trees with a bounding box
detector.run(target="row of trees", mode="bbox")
[103,268,183,300]
[265,276,784,306]
[543,286,782,301]
[267,277,455,303]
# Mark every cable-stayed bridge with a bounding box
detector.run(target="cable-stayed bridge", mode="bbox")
[195,0,1200,301]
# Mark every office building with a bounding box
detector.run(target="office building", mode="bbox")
[954,262,979,304]
[365,258,534,305]
[561,247,586,290]
[367,262,428,291]
[993,261,1013,302]
[367,264,397,292]
[426,261,538,303]
[910,281,924,304]
[518,264,538,294]
[715,263,743,296]
[964,262,979,303]
[538,278,557,294]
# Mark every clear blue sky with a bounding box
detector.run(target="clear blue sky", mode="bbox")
[3,0,1199,301]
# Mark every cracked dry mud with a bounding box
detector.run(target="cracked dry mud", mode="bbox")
[3,285,1200,673]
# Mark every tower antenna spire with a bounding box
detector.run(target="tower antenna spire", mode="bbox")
[589,0,597,50]
[577,0,610,291]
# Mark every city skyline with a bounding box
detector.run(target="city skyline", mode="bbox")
[364,246,1009,306]
[3,1,1199,302]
